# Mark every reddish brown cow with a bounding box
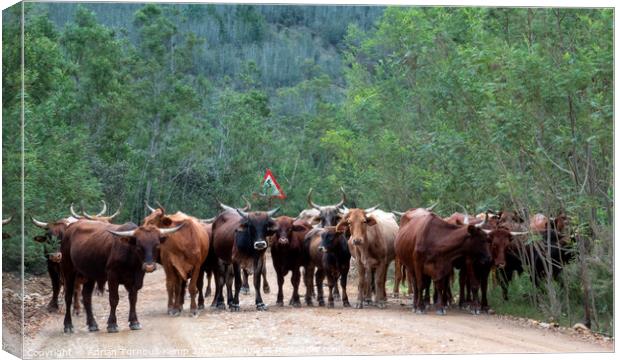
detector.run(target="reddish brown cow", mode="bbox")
[143,206,210,316]
[269,216,312,307]
[395,213,492,315]
[336,208,398,308]
[60,219,182,333]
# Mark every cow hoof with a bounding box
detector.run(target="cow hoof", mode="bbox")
[107,325,119,333]
[47,303,59,312]
[305,300,314,307]
[291,301,302,308]
[216,303,226,310]
[333,294,341,301]
[191,309,198,317]
[415,309,424,315]
[88,324,99,332]
[256,303,268,311]
[168,309,181,317]
[129,322,142,330]
[263,286,271,294]
[229,304,240,312]
[318,300,325,307]
[377,302,386,309]
[327,302,334,308]
[276,301,284,307]
[355,303,363,309]
[393,293,399,299]
[363,299,372,306]
[471,309,481,316]
[240,287,250,295]
[197,303,205,310]
[64,325,74,334]
[343,301,351,308]
[436,309,447,316]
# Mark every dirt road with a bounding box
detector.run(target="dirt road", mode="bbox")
[21,256,612,358]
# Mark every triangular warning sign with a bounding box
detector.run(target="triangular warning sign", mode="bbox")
[261,169,286,199]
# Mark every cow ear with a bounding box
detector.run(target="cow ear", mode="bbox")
[292,224,308,232]
[467,225,479,236]
[120,236,137,245]
[161,217,173,227]
[366,216,377,227]
[159,236,168,244]
[237,222,248,232]
[33,236,47,243]
[310,216,321,225]
[335,220,348,234]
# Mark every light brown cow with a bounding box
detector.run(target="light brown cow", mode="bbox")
[336,208,398,308]
[143,205,210,316]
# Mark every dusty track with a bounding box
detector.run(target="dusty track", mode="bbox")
[21,254,612,358]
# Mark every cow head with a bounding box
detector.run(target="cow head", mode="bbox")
[107,224,184,273]
[31,217,73,263]
[466,215,528,268]
[549,212,568,235]
[235,208,279,251]
[143,201,173,227]
[336,206,378,247]
[271,216,311,247]
[318,226,345,253]
[306,187,347,227]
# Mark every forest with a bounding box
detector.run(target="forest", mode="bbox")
[1,3,613,334]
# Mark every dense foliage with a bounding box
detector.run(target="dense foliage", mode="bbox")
[2,4,612,334]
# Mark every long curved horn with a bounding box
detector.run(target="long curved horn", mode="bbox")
[70,203,83,219]
[509,231,529,236]
[240,195,251,211]
[334,186,347,208]
[219,202,238,214]
[475,212,489,228]
[266,207,280,217]
[31,217,49,229]
[339,206,350,215]
[200,216,217,224]
[159,223,185,235]
[307,188,321,210]
[96,200,107,217]
[364,205,380,214]
[107,203,122,219]
[455,203,469,224]
[145,201,156,213]
[480,228,492,234]
[236,208,250,219]
[91,203,122,221]
[108,229,136,237]
[2,216,12,225]
[426,201,439,211]
[82,211,97,220]
[392,210,405,217]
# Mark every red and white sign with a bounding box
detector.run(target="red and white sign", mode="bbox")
[261,168,286,199]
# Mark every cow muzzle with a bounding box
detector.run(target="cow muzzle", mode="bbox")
[143,263,157,273]
[278,237,289,245]
[49,253,62,263]
[318,246,327,253]
[254,240,268,250]
[352,238,363,246]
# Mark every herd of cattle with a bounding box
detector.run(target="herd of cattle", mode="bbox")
[3,188,575,333]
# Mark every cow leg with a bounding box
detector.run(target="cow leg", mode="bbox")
[480,266,490,313]
[165,267,176,315]
[376,262,388,308]
[47,264,61,312]
[127,286,141,330]
[315,269,325,307]
[303,265,315,306]
[231,263,241,311]
[73,281,82,316]
[253,256,267,311]
[214,260,227,309]
[326,272,336,308]
[262,264,270,294]
[340,264,350,307]
[276,269,285,306]
[82,280,98,331]
[241,269,250,295]
[187,266,202,317]
[197,266,205,310]
[433,278,447,315]
[412,267,424,314]
[355,261,367,309]
[406,267,416,308]
[332,274,341,301]
[393,259,402,298]
[290,267,302,307]
[465,258,481,315]
[205,269,212,298]
[106,280,120,333]
[62,271,76,333]
[458,270,466,309]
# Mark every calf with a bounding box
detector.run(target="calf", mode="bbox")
[269,216,312,307]
[60,220,182,333]
[336,208,398,308]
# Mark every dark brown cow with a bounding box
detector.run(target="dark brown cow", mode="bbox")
[211,204,279,311]
[143,205,210,316]
[60,220,183,333]
[2,216,12,239]
[269,216,312,307]
[336,208,398,308]
[395,213,492,315]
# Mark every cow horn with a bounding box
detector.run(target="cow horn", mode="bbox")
[145,201,156,213]
[2,216,12,225]
[236,208,250,219]
[426,202,438,211]
[82,211,97,220]
[200,216,217,224]
[307,188,321,210]
[266,207,280,217]
[240,195,251,211]
[392,210,405,217]
[364,205,380,214]
[70,203,83,219]
[339,206,349,215]
[455,203,469,224]
[480,228,492,234]
[96,200,107,217]
[475,212,489,228]
[31,217,49,229]
[334,187,347,208]
[106,203,122,220]
[219,202,238,214]
[509,231,529,236]
[108,229,136,237]
[159,223,185,235]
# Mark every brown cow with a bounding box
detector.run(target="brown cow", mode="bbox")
[2,216,12,239]
[143,205,210,317]
[336,208,398,308]
[211,204,279,311]
[395,213,492,315]
[269,216,312,307]
[60,219,182,333]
